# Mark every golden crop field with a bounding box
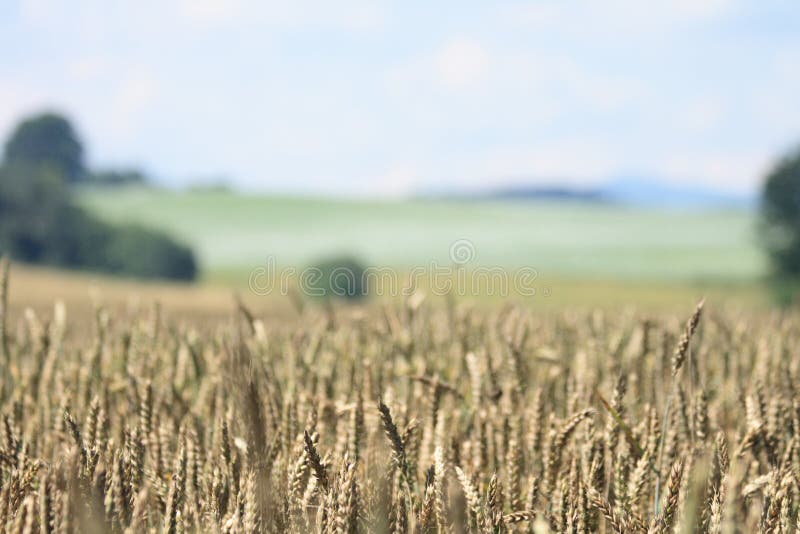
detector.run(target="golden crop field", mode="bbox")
[0,259,794,533]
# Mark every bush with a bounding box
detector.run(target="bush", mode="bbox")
[102,225,197,281]
[304,255,367,300]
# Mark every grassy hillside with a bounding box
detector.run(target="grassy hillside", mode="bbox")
[77,186,765,284]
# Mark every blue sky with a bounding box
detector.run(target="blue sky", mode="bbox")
[1,0,798,196]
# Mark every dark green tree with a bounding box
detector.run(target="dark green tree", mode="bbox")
[0,150,197,281]
[0,163,68,261]
[760,147,800,276]
[4,112,85,183]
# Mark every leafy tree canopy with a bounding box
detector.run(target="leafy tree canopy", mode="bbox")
[3,112,85,183]
[0,112,196,281]
[760,147,800,276]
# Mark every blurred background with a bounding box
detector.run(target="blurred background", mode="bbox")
[2,0,800,312]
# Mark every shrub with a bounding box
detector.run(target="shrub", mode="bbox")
[304,255,367,300]
[102,224,197,281]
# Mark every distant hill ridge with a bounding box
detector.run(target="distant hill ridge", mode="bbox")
[448,177,755,209]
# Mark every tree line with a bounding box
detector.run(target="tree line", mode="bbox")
[0,112,197,280]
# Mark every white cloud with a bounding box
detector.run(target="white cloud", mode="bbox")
[537,55,644,113]
[387,39,644,117]
[171,0,385,32]
[0,82,53,143]
[478,143,772,194]
[20,0,384,37]
[435,39,490,89]
[177,0,244,27]
[19,0,59,24]
[668,0,735,21]
[673,96,726,134]
[398,139,771,196]
[5,0,791,198]
[749,49,800,137]
[370,165,420,197]
[105,71,158,138]
[657,151,772,192]
[503,0,736,35]
[66,55,109,81]
[472,142,622,186]
[386,38,491,92]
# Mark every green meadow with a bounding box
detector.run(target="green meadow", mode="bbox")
[78,186,763,283]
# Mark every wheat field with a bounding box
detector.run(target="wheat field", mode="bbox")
[0,258,795,533]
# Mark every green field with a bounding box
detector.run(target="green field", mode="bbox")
[77,186,765,284]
